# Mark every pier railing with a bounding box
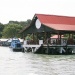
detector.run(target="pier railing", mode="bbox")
[23,40,43,45]
[23,38,75,46]
[23,39,75,54]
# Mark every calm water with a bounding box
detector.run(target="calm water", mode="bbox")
[0,46,75,75]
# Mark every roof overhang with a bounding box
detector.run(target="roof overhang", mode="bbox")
[43,23,75,32]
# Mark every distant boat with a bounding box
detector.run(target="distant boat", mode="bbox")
[10,38,24,52]
[0,39,10,46]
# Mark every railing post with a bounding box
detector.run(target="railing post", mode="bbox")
[24,40,27,45]
[39,40,43,45]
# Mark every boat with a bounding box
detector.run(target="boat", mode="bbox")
[0,39,10,46]
[10,38,24,52]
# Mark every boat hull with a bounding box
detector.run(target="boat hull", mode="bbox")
[11,47,24,52]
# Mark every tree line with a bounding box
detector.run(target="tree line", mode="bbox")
[0,19,31,38]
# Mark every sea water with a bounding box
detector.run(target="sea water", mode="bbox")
[0,46,75,75]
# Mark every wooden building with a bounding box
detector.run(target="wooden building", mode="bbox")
[20,14,75,54]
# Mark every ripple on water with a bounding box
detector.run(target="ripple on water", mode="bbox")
[0,47,75,75]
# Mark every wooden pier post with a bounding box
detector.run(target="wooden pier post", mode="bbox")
[47,44,49,54]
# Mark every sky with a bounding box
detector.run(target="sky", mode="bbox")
[0,0,75,24]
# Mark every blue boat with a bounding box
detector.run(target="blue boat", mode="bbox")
[10,38,24,52]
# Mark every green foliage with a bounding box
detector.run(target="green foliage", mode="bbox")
[2,24,22,38]
[0,23,5,38]
[25,34,31,40]
[0,23,4,31]
[8,19,31,27]
[0,19,31,38]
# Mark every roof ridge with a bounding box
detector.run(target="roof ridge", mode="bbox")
[35,13,75,18]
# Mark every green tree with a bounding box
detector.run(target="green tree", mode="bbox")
[8,19,31,27]
[0,23,4,38]
[2,24,22,38]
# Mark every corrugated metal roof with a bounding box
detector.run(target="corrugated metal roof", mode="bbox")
[43,23,75,31]
[35,14,75,31]
[36,14,75,25]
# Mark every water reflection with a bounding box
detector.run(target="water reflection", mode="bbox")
[0,46,75,75]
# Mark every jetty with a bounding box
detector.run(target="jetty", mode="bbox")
[20,14,75,54]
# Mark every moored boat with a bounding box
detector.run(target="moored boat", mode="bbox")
[10,38,24,52]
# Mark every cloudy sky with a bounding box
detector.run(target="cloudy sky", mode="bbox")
[0,0,75,24]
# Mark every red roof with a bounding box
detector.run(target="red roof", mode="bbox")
[35,14,75,31]
[51,35,64,39]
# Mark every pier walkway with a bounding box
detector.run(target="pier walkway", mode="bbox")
[23,44,41,52]
[23,39,75,54]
